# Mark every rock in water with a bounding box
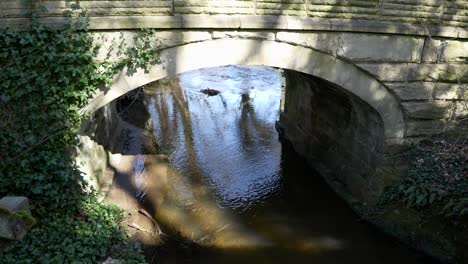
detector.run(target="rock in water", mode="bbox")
[200,88,221,96]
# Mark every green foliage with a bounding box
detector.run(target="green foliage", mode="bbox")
[382,121,468,218]
[96,29,162,86]
[1,198,146,263]
[116,29,162,73]
[0,6,161,262]
[0,21,97,209]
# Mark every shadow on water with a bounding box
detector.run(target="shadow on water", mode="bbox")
[141,140,439,264]
[105,66,439,264]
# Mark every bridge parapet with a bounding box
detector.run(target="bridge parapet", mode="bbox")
[1,0,467,37]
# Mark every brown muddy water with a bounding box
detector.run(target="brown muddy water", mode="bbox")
[113,66,437,264]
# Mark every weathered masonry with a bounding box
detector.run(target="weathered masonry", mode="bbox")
[82,29,468,138]
[1,0,468,28]
[2,1,460,141]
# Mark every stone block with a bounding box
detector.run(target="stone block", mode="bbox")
[433,83,468,100]
[441,40,468,63]
[336,34,424,62]
[88,16,182,30]
[406,120,450,136]
[0,18,30,30]
[219,19,434,66]
[212,31,275,40]
[385,82,433,101]
[276,32,339,54]
[92,31,135,62]
[358,63,409,82]
[0,197,30,213]
[423,38,468,63]
[92,30,211,61]
[386,82,468,101]
[76,135,113,194]
[176,6,253,15]
[422,38,442,63]
[182,15,241,28]
[0,197,33,240]
[455,102,468,118]
[239,15,288,29]
[402,101,454,119]
[359,63,468,82]
[407,63,468,82]
[286,17,332,30]
[155,31,212,47]
[328,19,422,35]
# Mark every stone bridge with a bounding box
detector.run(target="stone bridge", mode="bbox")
[3,2,467,142]
[4,0,468,232]
[80,19,468,141]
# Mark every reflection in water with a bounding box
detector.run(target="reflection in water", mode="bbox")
[148,65,283,210]
[119,65,435,263]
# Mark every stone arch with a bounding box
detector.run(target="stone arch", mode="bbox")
[83,39,405,140]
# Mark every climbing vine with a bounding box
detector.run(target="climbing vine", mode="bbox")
[0,6,161,262]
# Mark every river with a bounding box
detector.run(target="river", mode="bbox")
[114,65,436,264]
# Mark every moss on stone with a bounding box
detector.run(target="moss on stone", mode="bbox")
[0,206,36,227]
[14,211,37,226]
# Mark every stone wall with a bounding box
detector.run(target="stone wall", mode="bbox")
[76,90,160,196]
[76,103,127,197]
[278,69,385,204]
[271,31,468,138]
[1,0,467,29]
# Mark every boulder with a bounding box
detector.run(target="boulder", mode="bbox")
[0,196,35,241]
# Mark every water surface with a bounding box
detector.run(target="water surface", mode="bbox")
[120,65,436,264]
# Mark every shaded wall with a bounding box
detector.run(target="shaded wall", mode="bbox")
[278,69,385,205]
[76,92,157,196]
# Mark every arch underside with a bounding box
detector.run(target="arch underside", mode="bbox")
[83,39,405,140]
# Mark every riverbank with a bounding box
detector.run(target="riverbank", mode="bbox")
[370,120,468,263]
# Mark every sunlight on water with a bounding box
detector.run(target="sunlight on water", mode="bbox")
[148,65,284,210]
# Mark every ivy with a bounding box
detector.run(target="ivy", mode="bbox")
[380,120,468,218]
[0,21,97,210]
[0,7,161,262]
[101,28,163,78]
[1,198,146,263]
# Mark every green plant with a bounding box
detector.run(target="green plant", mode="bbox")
[0,4,162,262]
[0,20,98,209]
[1,198,146,263]
[382,120,468,217]
[97,29,162,86]
[119,29,162,73]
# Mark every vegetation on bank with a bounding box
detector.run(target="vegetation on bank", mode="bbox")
[0,10,159,263]
[379,119,468,219]
[373,118,467,262]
